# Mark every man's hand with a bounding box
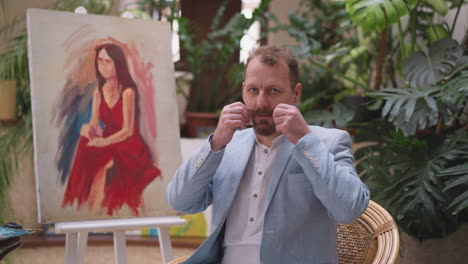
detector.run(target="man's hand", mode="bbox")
[273,103,311,144]
[211,102,250,152]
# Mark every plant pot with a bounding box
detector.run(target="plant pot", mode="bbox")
[0,80,17,120]
[175,71,193,127]
[183,112,219,138]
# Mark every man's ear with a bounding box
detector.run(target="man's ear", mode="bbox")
[293,83,302,105]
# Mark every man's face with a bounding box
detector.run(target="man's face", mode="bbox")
[242,57,301,136]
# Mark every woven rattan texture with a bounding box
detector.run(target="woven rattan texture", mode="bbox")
[337,221,373,264]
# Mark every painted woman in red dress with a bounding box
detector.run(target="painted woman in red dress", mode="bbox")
[62,43,161,216]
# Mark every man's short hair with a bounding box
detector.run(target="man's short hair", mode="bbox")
[245,46,299,88]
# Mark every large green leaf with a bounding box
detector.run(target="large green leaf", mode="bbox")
[403,38,462,89]
[449,191,468,214]
[303,103,354,128]
[371,87,440,135]
[285,11,322,57]
[445,56,468,80]
[356,130,467,239]
[425,25,449,45]
[439,71,468,106]
[424,0,448,15]
[436,131,468,214]
[345,0,414,31]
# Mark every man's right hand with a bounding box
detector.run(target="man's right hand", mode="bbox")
[211,102,250,152]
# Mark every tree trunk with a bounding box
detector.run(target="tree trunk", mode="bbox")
[372,28,388,90]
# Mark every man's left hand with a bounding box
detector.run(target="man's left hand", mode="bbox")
[273,103,311,144]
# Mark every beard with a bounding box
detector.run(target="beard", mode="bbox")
[252,108,276,136]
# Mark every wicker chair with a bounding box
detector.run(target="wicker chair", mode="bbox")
[337,200,399,264]
[168,200,399,264]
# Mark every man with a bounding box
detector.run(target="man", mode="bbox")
[166,46,370,264]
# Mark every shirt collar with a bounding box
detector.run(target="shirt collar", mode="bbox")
[255,134,285,150]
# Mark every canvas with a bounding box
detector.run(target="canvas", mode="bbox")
[27,9,182,223]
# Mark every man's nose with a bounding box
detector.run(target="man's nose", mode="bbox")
[255,92,269,109]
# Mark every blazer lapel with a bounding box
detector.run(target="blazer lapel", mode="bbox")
[218,129,256,219]
[264,137,294,211]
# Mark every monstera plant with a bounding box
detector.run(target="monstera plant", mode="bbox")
[340,0,468,242]
[356,36,468,240]
[272,0,376,127]
[346,0,416,31]
[275,0,466,240]
[376,38,466,135]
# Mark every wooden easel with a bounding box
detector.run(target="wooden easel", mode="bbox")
[55,216,185,264]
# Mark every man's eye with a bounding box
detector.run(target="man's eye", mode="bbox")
[248,88,258,93]
[270,88,279,93]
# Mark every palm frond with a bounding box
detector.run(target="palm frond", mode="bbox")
[370,87,440,135]
[439,71,468,106]
[436,130,468,214]
[0,115,33,222]
[0,35,28,80]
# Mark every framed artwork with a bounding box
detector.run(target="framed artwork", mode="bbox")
[27,9,182,223]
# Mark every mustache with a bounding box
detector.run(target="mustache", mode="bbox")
[252,108,273,116]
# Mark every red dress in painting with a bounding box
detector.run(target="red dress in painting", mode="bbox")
[62,91,161,216]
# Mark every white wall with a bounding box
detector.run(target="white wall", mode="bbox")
[267,0,301,47]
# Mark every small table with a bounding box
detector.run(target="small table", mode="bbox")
[0,223,33,260]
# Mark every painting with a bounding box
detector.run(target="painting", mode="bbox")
[27,9,182,223]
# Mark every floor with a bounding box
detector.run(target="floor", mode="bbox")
[8,245,196,264]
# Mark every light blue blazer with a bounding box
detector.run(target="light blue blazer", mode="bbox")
[166,126,370,264]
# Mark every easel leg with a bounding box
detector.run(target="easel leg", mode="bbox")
[113,231,127,264]
[77,231,88,264]
[65,232,78,264]
[157,227,173,264]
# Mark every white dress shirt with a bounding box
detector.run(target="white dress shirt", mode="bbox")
[222,135,284,264]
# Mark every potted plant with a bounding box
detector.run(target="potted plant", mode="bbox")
[272,0,377,131]
[129,0,272,137]
[175,0,272,137]
[277,0,467,243]
[342,0,468,241]
[0,2,32,222]
[0,80,17,121]
[0,10,28,122]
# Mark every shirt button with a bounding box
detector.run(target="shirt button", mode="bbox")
[264,149,268,154]
[258,171,263,175]
[249,217,254,222]
[253,194,258,198]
